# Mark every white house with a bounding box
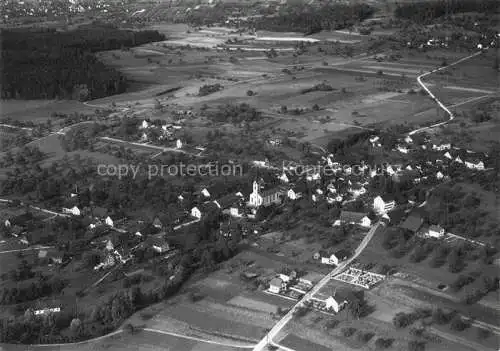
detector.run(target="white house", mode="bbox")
[465,160,484,170]
[191,206,202,219]
[176,139,183,149]
[4,219,11,227]
[373,195,396,214]
[140,132,148,142]
[426,225,445,238]
[405,165,413,171]
[436,171,444,180]
[279,274,291,283]
[325,296,348,313]
[327,183,336,194]
[444,151,453,160]
[386,165,395,176]
[269,277,284,294]
[201,188,210,198]
[434,143,451,151]
[105,239,114,251]
[349,185,366,198]
[454,156,463,164]
[396,145,409,154]
[404,135,413,144]
[140,120,150,129]
[279,172,289,183]
[34,307,61,316]
[105,216,114,227]
[63,206,81,216]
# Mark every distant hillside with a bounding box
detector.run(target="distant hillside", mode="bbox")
[0,25,165,100]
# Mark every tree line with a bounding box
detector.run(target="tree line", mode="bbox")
[394,0,498,23]
[1,25,164,100]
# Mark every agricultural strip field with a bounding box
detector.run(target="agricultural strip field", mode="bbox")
[153,303,267,341]
[279,333,331,351]
[0,330,250,351]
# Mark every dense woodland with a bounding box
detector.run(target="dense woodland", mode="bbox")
[394,0,499,23]
[251,3,375,33]
[0,25,164,100]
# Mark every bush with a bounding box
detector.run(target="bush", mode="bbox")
[408,340,426,351]
[450,315,470,331]
[356,331,375,343]
[431,308,453,325]
[341,327,357,337]
[324,319,339,330]
[375,337,394,349]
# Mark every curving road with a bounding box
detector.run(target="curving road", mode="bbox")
[408,50,483,136]
[252,222,383,351]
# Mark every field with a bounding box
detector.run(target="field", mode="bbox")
[0,330,249,351]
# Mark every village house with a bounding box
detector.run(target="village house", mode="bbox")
[373,195,396,214]
[425,224,445,238]
[33,307,61,316]
[339,211,371,228]
[348,183,366,198]
[399,212,424,233]
[324,295,348,313]
[62,206,80,216]
[464,159,485,170]
[152,217,163,229]
[105,216,114,227]
[176,139,183,149]
[248,180,284,208]
[191,206,202,219]
[396,144,409,154]
[147,235,170,253]
[4,219,10,227]
[140,120,150,129]
[269,277,284,294]
[433,143,451,151]
[278,171,289,183]
[91,206,108,219]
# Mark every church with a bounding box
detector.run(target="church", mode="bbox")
[248,180,284,208]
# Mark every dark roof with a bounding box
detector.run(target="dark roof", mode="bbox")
[217,194,240,209]
[340,211,367,223]
[152,217,163,227]
[379,194,395,202]
[200,201,221,213]
[261,185,286,197]
[386,208,407,225]
[92,206,108,217]
[334,249,351,259]
[399,213,424,233]
[269,277,283,287]
[290,180,308,193]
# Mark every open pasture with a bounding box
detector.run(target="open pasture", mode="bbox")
[0,100,95,122]
[154,303,266,341]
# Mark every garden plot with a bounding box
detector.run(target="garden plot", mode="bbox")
[333,268,385,289]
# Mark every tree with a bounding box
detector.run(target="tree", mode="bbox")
[408,340,426,351]
[450,315,469,331]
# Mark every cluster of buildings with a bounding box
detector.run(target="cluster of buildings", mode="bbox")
[138,119,183,145]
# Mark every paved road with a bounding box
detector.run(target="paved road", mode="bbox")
[408,50,483,136]
[252,222,383,351]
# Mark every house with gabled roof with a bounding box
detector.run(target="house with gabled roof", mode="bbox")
[269,277,284,294]
[399,212,424,233]
[339,211,371,227]
[373,194,396,214]
[152,217,163,229]
[425,225,445,238]
[464,158,484,170]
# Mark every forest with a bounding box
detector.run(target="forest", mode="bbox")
[0,25,165,100]
[250,3,375,33]
[394,0,498,23]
